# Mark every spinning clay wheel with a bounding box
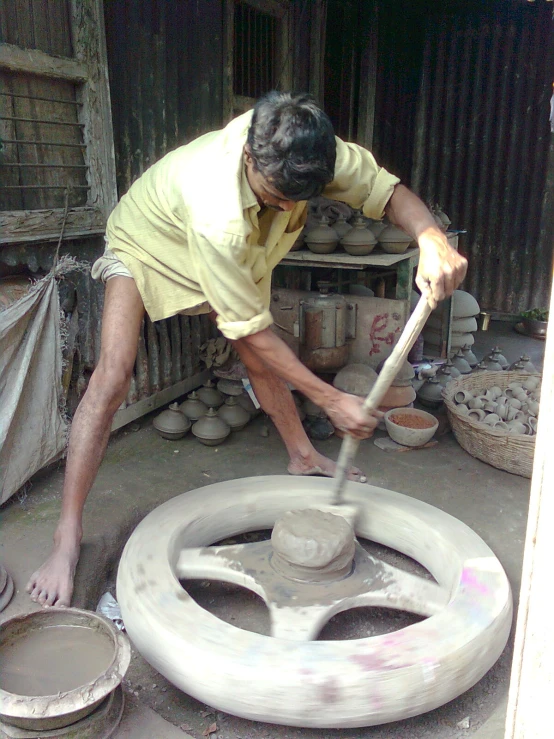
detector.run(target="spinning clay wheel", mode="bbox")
[117,476,512,728]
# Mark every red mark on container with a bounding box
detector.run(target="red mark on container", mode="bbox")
[369,313,401,356]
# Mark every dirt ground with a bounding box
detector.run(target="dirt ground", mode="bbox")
[0,321,543,739]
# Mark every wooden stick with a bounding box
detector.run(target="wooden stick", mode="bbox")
[332,296,433,503]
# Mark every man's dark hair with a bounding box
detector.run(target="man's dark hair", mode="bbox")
[247,91,336,201]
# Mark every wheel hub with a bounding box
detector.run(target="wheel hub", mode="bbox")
[270,508,356,582]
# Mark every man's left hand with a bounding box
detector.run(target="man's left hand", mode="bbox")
[416,228,468,309]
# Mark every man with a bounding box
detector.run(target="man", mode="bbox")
[27,92,466,607]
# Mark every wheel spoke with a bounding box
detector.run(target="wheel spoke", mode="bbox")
[175,543,268,598]
[356,554,449,617]
[269,604,334,641]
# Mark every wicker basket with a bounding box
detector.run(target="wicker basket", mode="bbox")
[443,371,540,478]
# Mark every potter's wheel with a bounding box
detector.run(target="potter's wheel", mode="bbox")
[116,475,512,729]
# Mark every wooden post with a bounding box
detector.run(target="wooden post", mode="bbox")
[504,267,554,738]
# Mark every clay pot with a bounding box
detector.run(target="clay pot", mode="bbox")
[450,316,479,334]
[481,353,504,372]
[376,358,415,387]
[377,225,413,254]
[454,389,473,404]
[416,376,444,408]
[380,384,416,409]
[468,408,486,422]
[179,391,208,421]
[340,216,377,256]
[483,413,501,426]
[303,399,327,418]
[523,376,540,392]
[490,347,509,370]
[197,379,225,408]
[332,215,352,239]
[473,361,490,373]
[216,378,245,396]
[468,396,485,410]
[457,404,469,415]
[436,364,454,387]
[527,400,540,417]
[461,344,479,368]
[333,363,378,396]
[483,401,498,413]
[236,392,261,418]
[452,290,480,319]
[218,396,251,431]
[450,350,472,375]
[368,220,387,238]
[192,408,231,446]
[304,416,335,440]
[384,408,438,447]
[509,355,538,373]
[506,420,527,435]
[304,216,339,254]
[443,359,461,379]
[153,403,191,440]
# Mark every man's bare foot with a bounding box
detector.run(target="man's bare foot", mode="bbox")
[26,538,80,607]
[287,451,367,483]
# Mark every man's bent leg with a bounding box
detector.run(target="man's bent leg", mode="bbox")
[26,277,145,606]
[232,337,367,482]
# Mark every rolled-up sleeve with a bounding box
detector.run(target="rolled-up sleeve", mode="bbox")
[323,137,401,220]
[189,228,274,341]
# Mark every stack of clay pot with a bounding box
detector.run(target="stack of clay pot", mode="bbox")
[452,376,541,435]
[376,359,417,410]
[423,290,480,356]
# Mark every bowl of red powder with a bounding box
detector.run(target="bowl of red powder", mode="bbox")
[384,407,439,447]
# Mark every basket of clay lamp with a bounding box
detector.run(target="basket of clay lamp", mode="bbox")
[442,371,541,478]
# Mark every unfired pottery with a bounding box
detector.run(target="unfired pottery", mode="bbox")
[197,379,225,408]
[377,225,413,254]
[509,355,538,373]
[0,608,130,732]
[304,216,339,254]
[490,347,509,370]
[217,378,245,396]
[217,396,250,431]
[303,399,327,418]
[384,408,438,447]
[481,353,504,372]
[368,220,387,238]
[236,392,261,418]
[452,290,480,319]
[379,384,416,410]
[340,216,377,256]
[461,344,479,368]
[450,350,472,375]
[153,403,191,440]
[417,376,444,407]
[191,408,231,446]
[376,358,415,387]
[179,391,208,421]
[333,363,378,396]
[332,215,352,239]
[436,364,454,387]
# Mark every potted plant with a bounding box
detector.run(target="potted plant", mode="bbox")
[520,307,548,338]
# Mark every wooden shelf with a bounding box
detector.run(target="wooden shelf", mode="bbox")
[281,247,420,270]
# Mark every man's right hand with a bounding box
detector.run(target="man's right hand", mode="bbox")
[322,391,382,440]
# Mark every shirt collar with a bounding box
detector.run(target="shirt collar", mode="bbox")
[240,161,260,213]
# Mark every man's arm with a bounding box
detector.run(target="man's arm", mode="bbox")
[385,184,468,308]
[239,328,379,440]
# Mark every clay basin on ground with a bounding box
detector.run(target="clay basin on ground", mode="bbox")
[0,608,130,731]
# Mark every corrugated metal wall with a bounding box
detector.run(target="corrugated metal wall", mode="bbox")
[371,0,554,314]
[104,0,226,196]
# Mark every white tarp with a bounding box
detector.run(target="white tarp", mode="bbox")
[0,267,68,504]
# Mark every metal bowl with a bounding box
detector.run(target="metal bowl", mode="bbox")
[0,608,130,731]
[522,317,548,337]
